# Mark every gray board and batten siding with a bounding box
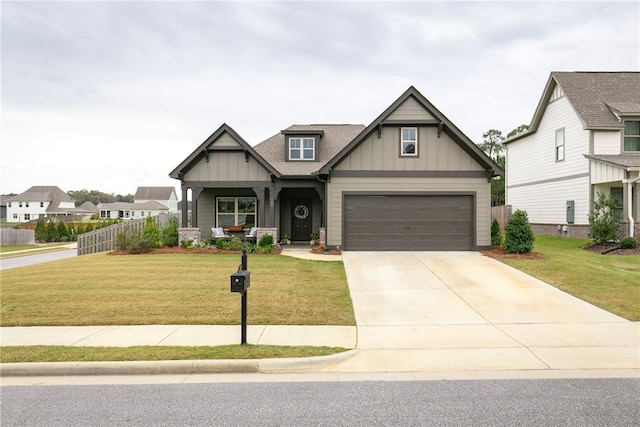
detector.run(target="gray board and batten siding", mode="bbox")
[326,94,492,250]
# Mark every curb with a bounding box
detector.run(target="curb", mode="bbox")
[0,350,358,377]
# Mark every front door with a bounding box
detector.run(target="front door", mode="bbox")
[291,199,312,241]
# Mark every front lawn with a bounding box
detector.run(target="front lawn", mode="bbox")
[494,235,640,321]
[0,253,355,326]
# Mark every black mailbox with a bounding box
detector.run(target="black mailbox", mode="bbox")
[230,270,250,293]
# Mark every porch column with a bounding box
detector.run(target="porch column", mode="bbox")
[315,186,325,227]
[192,187,203,228]
[252,187,266,227]
[268,187,282,228]
[181,186,189,227]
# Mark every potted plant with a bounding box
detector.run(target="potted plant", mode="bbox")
[309,232,320,246]
[281,233,291,245]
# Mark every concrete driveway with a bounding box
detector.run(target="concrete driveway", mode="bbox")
[323,251,639,373]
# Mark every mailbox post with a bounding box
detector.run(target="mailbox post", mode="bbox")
[230,248,250,344]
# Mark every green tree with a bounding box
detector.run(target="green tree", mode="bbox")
[161,217,179,247]
[142,216,162,248]
[34,219,47,242]
[479,129,505,161]
[588,192,619,243]
[504,210,535,254]
[57,222,69,241]
[46,221,59,242]
[507,124,529,138]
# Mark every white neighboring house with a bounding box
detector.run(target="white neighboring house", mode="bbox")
[504,71,640,238]
[134,187,179,212]
[97,201,170,220]
[5,186,97,223]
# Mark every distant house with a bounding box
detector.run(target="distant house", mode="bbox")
[504,71,640,238]
[5,186,96,223]
[134,186,179,212]
[170,86,502,250]
[96,201,170,220]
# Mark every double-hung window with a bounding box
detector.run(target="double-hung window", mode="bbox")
[623,120,640,152]
[289,137,315,160]
[400,127,418,157]
[555,128,565,162]
[217,197,256,228]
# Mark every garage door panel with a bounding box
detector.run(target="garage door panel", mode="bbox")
[344,195,473,251]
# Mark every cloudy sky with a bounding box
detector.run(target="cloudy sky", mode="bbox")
[2,1,638,196]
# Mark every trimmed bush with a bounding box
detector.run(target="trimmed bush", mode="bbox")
[588,192,619,244]
[258,233,274,247]
[160,217,179,247]
[504,209,535,254]
[620,237,637,249]
[142,216,162,248]
[490,218,502,248]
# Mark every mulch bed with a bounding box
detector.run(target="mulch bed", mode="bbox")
[581,242,640,256]
[481,247,545,260]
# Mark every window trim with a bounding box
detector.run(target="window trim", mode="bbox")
[216,197,257,228]
[555,128,565,162]
[288,136,316,161]
[623,119,640,153]
[400,127,419,157]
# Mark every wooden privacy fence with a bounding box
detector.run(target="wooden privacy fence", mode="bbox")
[77,212,180,256]
[1,228,35,246]
[491,205,512,230]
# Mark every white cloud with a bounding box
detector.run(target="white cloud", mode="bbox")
[2,0,638,196]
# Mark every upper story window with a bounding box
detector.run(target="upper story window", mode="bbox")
[400,127,418,157]
[623,120,640,152]
[555,128,565,162]
[40,202,44,207]
[289,137,315,161]
[19,202,23,208]
[25,202,29,207]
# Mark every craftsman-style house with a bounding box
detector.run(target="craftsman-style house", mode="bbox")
[170,86,502,250]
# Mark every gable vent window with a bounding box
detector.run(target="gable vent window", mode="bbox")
[400,127,418,157]
[555,128,565,162]
[289,137,315,161]
[623,120,640,152]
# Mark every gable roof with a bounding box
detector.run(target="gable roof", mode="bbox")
[169,123,279,179]
[320,86,503,176]
[253,124,366,177]
[505,72,640,144]
[6,186,75,205]
[134,187,176,200]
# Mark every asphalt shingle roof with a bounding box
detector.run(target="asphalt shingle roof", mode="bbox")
[584,154,640,168]
[134,187,175,200]
[553,72,640,129]
[253,124,366,176]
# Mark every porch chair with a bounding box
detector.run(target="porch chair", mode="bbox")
[244,227,258,244]
[211,227,228,240]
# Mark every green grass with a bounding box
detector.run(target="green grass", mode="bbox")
[496,235,640,321]
[0,253,355,327]
[0,345,350,363]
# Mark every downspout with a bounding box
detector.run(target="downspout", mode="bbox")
[622,174,640,238]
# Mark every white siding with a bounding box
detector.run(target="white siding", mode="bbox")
[590,161,625,184]
[506,96,592,224]
[387,97,434,121]
[184,152,271,182]
[593,130,623,154]
[508,175,590,225]
[327,177,491,247]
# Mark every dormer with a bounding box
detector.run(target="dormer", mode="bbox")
[282,129,324,162]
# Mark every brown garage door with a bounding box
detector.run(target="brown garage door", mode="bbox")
[343,195,474,251]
